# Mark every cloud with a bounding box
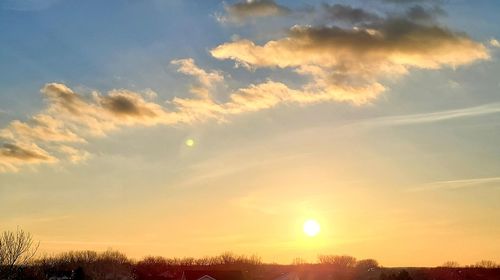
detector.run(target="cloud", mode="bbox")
[408,177,500,192]
[42,83,87,116]
[0,59,294,171]
[42,83,176,135]
[58,145,90,164]
[96,90,168,121]
[211,15,488,104]
[0,82,179,172]
[217,0,290,23]
[490,38,500,48]
[212,19,487,71]
[358,102,500,126]
[404,4,446,22]
[380,0,443,4]
[0,114,85,143]
[171,58,224,99]
[171,58,223,89]
[0,143,53,161]
[0,143,57,172]
[318,4,445,27]
[322,4,381,24]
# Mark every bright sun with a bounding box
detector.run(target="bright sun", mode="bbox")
[303,219,321,237]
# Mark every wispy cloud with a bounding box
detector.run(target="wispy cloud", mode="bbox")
[171,58,224,98]
[359,103,500,126]
[408,177,500,192]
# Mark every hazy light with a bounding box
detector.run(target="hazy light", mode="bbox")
[303,219,320,237]
[185,139,195,147]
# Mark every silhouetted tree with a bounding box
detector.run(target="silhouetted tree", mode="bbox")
[134,256,171,280]
[0,228,39,279]
[441,261,460,268]
[475,260,498,268]
[292,257,308,266]
[318,255,357,268]
[356,259,379,271]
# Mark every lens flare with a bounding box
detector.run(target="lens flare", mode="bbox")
[185,139,195,147]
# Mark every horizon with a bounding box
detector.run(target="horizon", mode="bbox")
[25,248,499,268]
[1,0,500,269]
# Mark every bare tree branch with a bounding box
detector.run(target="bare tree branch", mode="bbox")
[0,228,39,279]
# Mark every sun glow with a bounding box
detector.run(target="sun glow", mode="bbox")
[185,139,195,147]
[303,219,320,237]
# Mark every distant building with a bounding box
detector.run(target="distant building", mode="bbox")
[181,270,244,280]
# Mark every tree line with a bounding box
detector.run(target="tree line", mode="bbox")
[1,228,498,280]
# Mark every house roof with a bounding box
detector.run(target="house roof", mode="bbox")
[182,270,244,280]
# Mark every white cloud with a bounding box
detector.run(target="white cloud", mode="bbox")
[490,38,500,48]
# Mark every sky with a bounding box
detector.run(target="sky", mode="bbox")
[0,0,499,267]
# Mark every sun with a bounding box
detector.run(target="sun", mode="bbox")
[303,219,321,237]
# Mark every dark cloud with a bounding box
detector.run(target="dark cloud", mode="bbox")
[0,143,52,161]
[321,3,446,26]
[0,142,57,172]
[284,19,483,62]
[405,5,446,21]
[212,7,489,103]
[99,92,158,118]
[322,4,381,24]
[380,0,443,4]
[219,0,290,23]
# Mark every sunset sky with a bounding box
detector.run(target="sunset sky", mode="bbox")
[1,0,499,267]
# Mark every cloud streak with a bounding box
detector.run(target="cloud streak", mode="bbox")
[409,177,500,192]
[359,102,500,126]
